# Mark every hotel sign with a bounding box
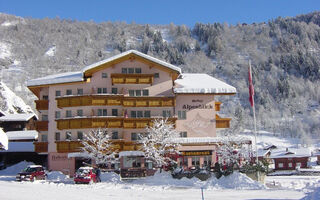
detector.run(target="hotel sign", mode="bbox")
[182,99,213,110]
[181,151,212,156]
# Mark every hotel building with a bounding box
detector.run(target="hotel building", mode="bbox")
[27,50,236,175]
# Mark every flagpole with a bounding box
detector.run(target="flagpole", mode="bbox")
[248,60,258,165]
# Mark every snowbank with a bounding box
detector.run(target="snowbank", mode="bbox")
[0,161,34,175]
[47,171,69,182]
[99,171,264,190]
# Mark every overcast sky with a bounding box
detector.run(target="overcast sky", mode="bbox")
[0,0,319,26]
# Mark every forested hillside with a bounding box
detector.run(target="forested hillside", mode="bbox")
[0,12,319,141]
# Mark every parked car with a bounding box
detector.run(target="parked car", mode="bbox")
[16,165,46,181]
[74,167,100,184]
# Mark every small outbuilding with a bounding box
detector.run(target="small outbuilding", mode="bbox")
[270,148,311,170]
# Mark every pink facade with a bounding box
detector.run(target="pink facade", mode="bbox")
[29,50,235,175]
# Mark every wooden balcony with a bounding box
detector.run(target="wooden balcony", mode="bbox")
[123,97,175,107]
[111,73,154,85]
[35,121,49,131]
[56,95,175,108]
[55,141,84,153]
[34,142,48,153]
[56,117,177,130]
[216,114,231,128]
[215,102,221,111]
[35,100,49,110]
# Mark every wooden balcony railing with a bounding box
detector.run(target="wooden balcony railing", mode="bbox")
[55,141,84,153]
[111,73,154,85]
[35,100,49,110]
[215,114,231,128]
[56,117,177,130]
[34,142,48,153]
[56,95,175,108]
[215,102,221,111]
[35,121,49,131]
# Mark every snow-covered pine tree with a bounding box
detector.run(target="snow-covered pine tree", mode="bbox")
[139,118,181,169]
[217,134,251,169]
[81,128,115,165]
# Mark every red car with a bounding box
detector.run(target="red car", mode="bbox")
[74,167,99,184]
[16,165,46,181]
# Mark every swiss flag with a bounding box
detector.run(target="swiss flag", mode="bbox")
[248,64,254,107]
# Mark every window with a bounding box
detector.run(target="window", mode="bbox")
[66,89,72,95]
[77,89,83,95]
[135,90,141,96]
[191,156,200,166]
[137,111,143,118]
[129,90,135,97]
[77,109,83,116]
[135,68,141,74]
[66,132,72,140]
[66,110,72,118]
[278,163,284,168]
[55,111,60,119]
[42,115,48,121]
[296,162,301,168]
[163,110,171,118]
[102,73,108,78]
[131,133,138,141]
[111,88,118,94]
[178,111,186,120]
[203,156,212,167]
[123,157,141,168]
[112,109,118,116]
[128,68,134,74]
[154,73,159,78]
[55,90,61,97]
[142,90,149,96]
[131,111,136,118]
[42,95,48,100]
[112,131,118,140]
[98,109,107,116]
[55,132,60,141]
[97,88,107,94]
[144,111,151,118]
[41,135,48,142]
[288,163,293,168]
[122,68,127,74]
[77,131,83,140]
[180,132,187,137]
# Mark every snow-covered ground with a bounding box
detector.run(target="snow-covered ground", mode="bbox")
[0,161,319,199]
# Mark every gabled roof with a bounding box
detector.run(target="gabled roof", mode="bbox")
[0,113,37,122]
[174,73,236,94]
[270,148,311,159]
[82,50,181,77]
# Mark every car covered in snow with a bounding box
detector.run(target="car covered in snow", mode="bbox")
[74,166,100,184]
[16,165,46,181]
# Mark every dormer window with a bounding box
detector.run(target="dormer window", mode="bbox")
[102,73,108,78]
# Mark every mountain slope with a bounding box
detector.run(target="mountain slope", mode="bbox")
[0,12,319,139]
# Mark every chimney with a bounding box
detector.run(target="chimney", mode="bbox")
[286,147,288,152]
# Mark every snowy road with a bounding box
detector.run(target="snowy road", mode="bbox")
[0,180,305,200]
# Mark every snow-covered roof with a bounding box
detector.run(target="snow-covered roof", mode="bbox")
[270,148,311,159]
[0,113,37,121]
[0,128,8,150]
[82,50,181,74]
[119,151,145,157]
[5,142,34,152]
[175,137,251,144]
[6,130,38,141]
[258,149,271,157]
[68,152,91,158]
[27,165,43,168]
[174,73,236,94]
[27,71,83,87]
